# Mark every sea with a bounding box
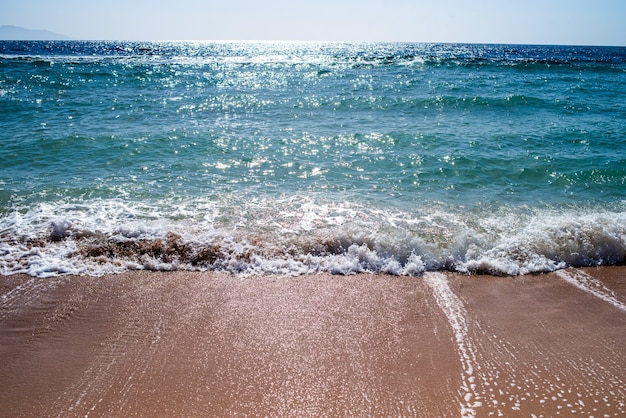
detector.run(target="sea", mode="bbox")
[1,41,625,277]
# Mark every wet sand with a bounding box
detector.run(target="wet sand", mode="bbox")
[1,267,625,417]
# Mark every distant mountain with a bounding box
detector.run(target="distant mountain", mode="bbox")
[0,25,70,40]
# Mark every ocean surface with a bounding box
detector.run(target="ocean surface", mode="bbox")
[1,41,625,277]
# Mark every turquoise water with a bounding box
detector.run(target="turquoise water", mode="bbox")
[1,41,626,276]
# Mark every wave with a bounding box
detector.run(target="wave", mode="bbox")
[1,197,624,277]
[3,41,625,68]
[288,93,555,113]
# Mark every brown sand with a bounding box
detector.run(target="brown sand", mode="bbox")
[1,267,625,417]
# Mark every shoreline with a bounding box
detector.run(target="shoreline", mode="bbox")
[1,267,625,417]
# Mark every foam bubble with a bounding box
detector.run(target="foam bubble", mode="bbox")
[0,197,624,277]
[459,211,626,275]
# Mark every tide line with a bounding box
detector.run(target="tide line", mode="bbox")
[556,269,626,313]
[424,272,482,418]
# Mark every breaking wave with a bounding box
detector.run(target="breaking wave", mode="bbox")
[1,197,624,277]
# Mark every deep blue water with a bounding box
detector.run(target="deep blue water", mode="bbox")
[1,41,626,276]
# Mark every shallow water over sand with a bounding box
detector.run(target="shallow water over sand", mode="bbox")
[1,267,625,417]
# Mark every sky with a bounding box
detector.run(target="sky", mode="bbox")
[1,0,625,46]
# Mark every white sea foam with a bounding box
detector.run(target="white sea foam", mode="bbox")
[459,210,626,275]
[556,269,626,312]
[0,197,625,277]
[424,273,482,417]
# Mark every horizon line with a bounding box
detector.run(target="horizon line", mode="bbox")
[1,38,625,48]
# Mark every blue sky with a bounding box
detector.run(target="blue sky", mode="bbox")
[1,0,625,45]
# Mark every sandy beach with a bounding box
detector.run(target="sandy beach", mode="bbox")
[1,267,625,417]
